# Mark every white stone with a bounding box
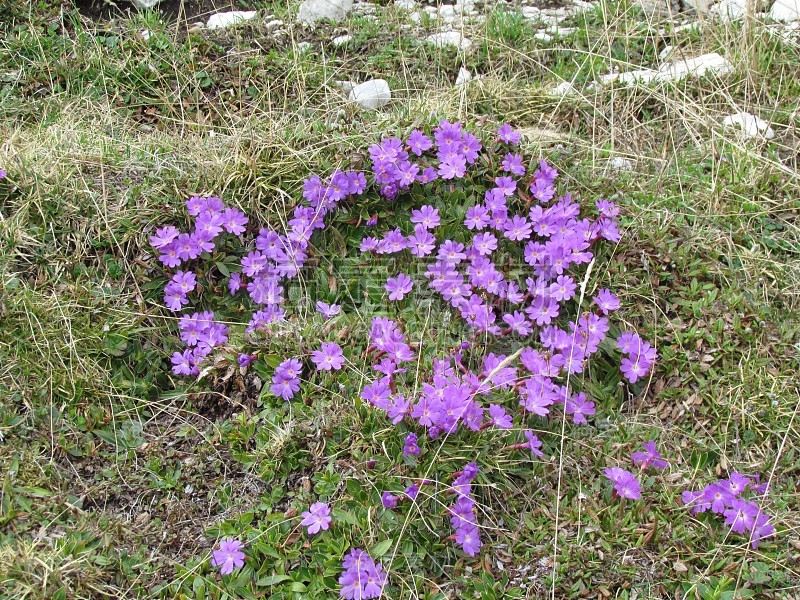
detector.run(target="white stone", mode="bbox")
[394,0,416,9]
[534,32,554,42]
[522,6,541,18]
[546,25,577,35]
[425,31,472,50]
[409,11,421,22]
[439,5,458,21]
[662,52,734,79]
[332,34,353,46]
[334,80,356,92]
[140,29,152,40]
[551,81,576,96]
[455,67,472,86]
[131,0,162,8]
[658,45,675,61]
[297,0,354,25]
[609,157,634,171]
[770,0,800,20]
[709,0,748,20]
[265,19,284,28]
[206,11,258,29]
[457,0,478,12]
[348,79,391,109]
[602,52,733,85]
[722,112,776,139]
[297,41,313,52]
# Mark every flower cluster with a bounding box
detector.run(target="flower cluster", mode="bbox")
[338,548,387,600]
[617,332,657,384]
[367,121,482,201]
[154,171,364,378]
[448,463,482,556]
[604,441,668,501]
[271,357,303,400]
[171,311,229,376]
[604,467,642,500]
[152,121,667,590]
[681,474,774,548]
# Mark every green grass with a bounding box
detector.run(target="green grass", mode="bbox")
[1,0,799,598]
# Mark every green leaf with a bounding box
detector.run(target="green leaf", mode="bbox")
[257,574,291,586]
[370,538,393,558]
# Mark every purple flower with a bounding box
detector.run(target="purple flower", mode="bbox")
[524,430,544,457]
[725,472,751,497]
[221,207,248,235]
[316,301,342,319]
[498,123,521,144]
[438,155,467,180]
[503,215,532,241]
[464,205,491,230]
[0,169,6,178]
[604,467,642,500]
[564,392,595,424]
[405,484,420,500]
[381,492,398,509]
[703,482,735,514]
[211,538,246,575]
[403,433,421,456]
[749,513,775,548]
[494,176,517,197]
[311,342,345,371]
[271,358,302,400]
[593,289,621,315]
[300,501,332,535]
[631,440,668,470]
[501,153,526,175]
[455,524,482,556]
[195,210,224,239]
[238,353,254,367]
[723,499,761,535]
[339,549,387,600]
[681,489,711,514]
[488,404,512,429]
[407,130,433,155]
[410,205,441,229]
[228,272,242,295]
[472,232,497,256]
[438,240,467,264]
[385,273,413,301]
[150,226,180,249]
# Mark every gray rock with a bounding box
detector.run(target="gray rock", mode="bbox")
[131,0,162,8]
[425,31,472,50]
[297,0,354,25]
[395,0,416,8]
[206,11,258,29]
[770,0,800,20]
[348,79,391,109]
[709,0,748,20]
[455,67,472,86]
[609,157,634,171]
[332,34,353,46]
[722,112,775,139]
[296,41,313,52]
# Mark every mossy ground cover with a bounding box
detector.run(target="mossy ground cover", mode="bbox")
[0,1,798,598]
